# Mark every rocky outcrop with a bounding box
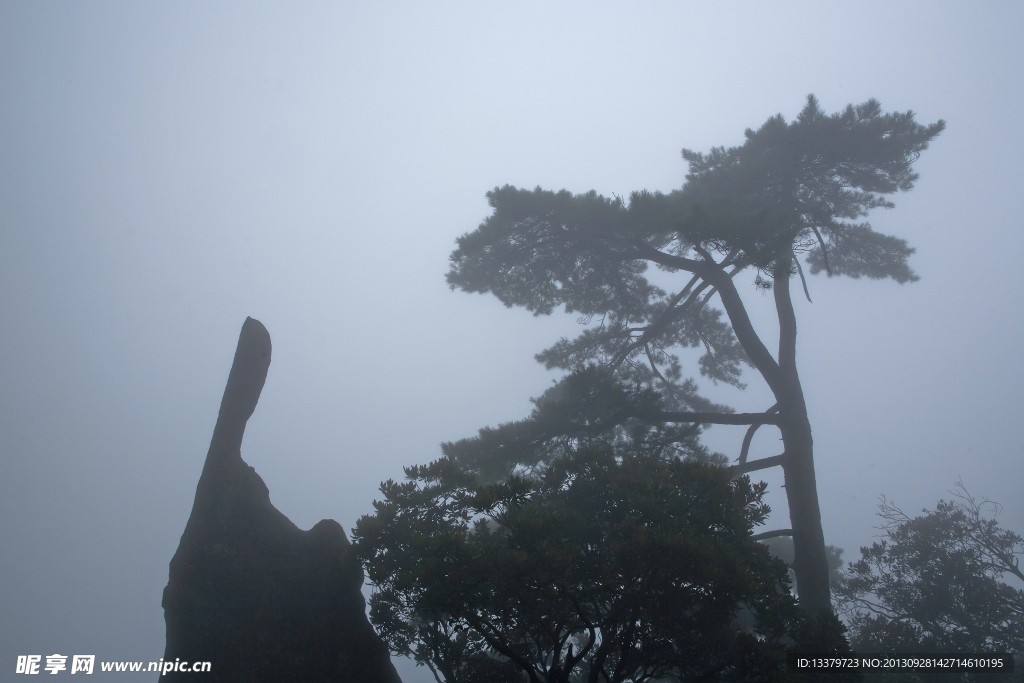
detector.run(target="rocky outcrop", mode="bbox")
[161,317,401,682]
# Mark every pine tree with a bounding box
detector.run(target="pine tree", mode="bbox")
[445,96,944,613]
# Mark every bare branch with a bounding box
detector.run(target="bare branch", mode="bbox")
[640,411,780,426]
[793,250,812,303]
[811,225,832,276]
[718,247,742,269]
[693,243,716,263]
[752,529,793,541]
[738,404,779,465]
[697,286,719,310]
[731,453,786,476]
[609,279,712,367]
[631,242,710,275]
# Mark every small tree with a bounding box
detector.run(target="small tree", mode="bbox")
[446,96,944,612]
[835,482,1024,680]
[353,447,807,683]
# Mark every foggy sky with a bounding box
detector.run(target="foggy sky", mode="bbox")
[2,3,1022,680]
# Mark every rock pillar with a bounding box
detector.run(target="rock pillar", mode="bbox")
[161,317,401,682]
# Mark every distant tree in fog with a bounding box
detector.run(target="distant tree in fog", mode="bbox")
[835,482,1024,679]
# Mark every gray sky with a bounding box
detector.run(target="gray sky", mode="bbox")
[2,2,1022,680]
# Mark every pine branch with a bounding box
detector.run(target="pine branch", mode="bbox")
[731,453,787,476]
[638,411,779,426]
[752,529,793,541]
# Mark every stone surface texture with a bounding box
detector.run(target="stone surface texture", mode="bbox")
[161,317,401,682]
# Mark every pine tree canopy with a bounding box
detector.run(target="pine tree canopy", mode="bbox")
[448,97,945,311]
[444,96,944,480]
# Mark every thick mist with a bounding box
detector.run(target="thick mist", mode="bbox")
[1,3,1022,680]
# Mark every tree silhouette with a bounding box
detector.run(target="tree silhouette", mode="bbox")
[354,447,808,683]
[446,96,944,613]
[835,482,1024,679]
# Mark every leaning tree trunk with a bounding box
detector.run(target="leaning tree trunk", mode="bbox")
[776,402,830,613]
[773,252,831,614]
[708,256,832,613]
